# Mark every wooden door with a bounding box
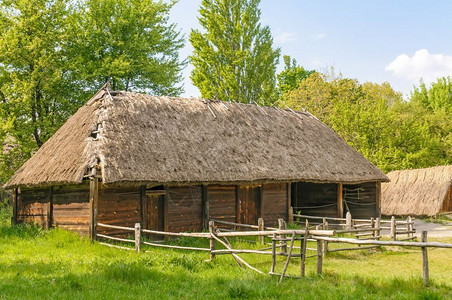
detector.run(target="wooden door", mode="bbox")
[238,186,259,225]
[146,194,164,238]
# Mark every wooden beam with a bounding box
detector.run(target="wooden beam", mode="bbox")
[12,188,18,225]
[337,183,343,218]
[202,185,209,230]
[286,183,291,221]
[375,181,381,218]
[163,185,169,232]
[259,184,264,219]
[89,177,99,240]
[235,185,240,224]
[140,185,147,229]
[48,187,53,229]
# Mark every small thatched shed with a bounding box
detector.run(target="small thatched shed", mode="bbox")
[381,166,452,216]
[4,85,388,237]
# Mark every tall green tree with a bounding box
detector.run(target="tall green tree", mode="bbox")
[68,0,185,94]
[0,0,81,183]
[0,0,186,184]
[276,55,313,99]
[190,0,280,104]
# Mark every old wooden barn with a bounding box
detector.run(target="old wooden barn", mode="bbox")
[382,165,452,217]
[4,86,388,237]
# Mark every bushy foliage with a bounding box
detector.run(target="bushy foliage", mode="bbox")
[283,73,451,172]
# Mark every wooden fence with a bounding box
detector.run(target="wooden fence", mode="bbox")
[96,219,451,286]
[293,213,415,241]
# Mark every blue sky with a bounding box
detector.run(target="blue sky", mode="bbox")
[169,0,452,98]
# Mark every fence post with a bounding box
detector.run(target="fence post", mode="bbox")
[346,212,352,230]
[209,220,215,260]
[271,233,276,273]
[316,239,323,275]
[278,219,287,254]
[288,206,294,224]
[258,218,264,245]
[323,220,329,254]
[407,216,412,238]
[422,231,429,287]
[375,217,381,240]
[390,216,396,241]
[134,223,141,253]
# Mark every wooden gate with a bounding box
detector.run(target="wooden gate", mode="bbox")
[238,186,259,225]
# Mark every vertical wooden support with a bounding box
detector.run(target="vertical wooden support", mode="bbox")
[300,220,309,278]
[337,183,343,218]
[202,185,209,230]
[278,218,287,253]
[89,177,99,240]
[323,219,328,254]
[421,231,429,287]
[235,185,240,224]
[375,181,381,218]
[375,218,381,239]
[316,239,323,275]
[390,216,396,241]
[407,216,412,238]
[47,187,53,230]
[140,186,147,229]
[258,184,264,220]
[209,220,215,260]
[346,212,352,230]
[271,233,276,273]
[12,188,18,225]
[135,223,141,253]
[258,218,264,244]
[286,183,291,221]
[288,206,294,225]
[163,185,169,232]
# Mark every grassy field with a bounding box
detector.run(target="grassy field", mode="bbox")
[1,210,452,299]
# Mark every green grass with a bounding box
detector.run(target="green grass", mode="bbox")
[1,211,452,299]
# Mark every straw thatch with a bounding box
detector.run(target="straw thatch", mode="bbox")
[381,166,452,216]
[4,87,388,189]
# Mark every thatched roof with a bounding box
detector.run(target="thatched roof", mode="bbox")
[4,87,388,189]
[381,166,452,216]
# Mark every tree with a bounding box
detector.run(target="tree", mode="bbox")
[68,0,185,95]
[190,0,280,104]
[276,55,313,99]
[283,72,451,172]
[0,0,186,183]
[0,0,80,181]
[411,77,452,114]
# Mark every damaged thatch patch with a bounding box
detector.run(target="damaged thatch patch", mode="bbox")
[4,88,388,189]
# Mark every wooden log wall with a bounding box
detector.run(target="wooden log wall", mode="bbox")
[293,182,338,217]
[53,183,90,235]
[97,186,141,236]
[166,185,203,232]
[262,183,287,226]
[16,188,50,228]
[343,182,378,218]
[207,185,237,223]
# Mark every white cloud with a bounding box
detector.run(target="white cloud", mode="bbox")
[386,49,452,84]
[275,31,297,44]
[315,33,327,39]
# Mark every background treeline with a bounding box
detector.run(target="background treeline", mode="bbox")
[0,0,451,195]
